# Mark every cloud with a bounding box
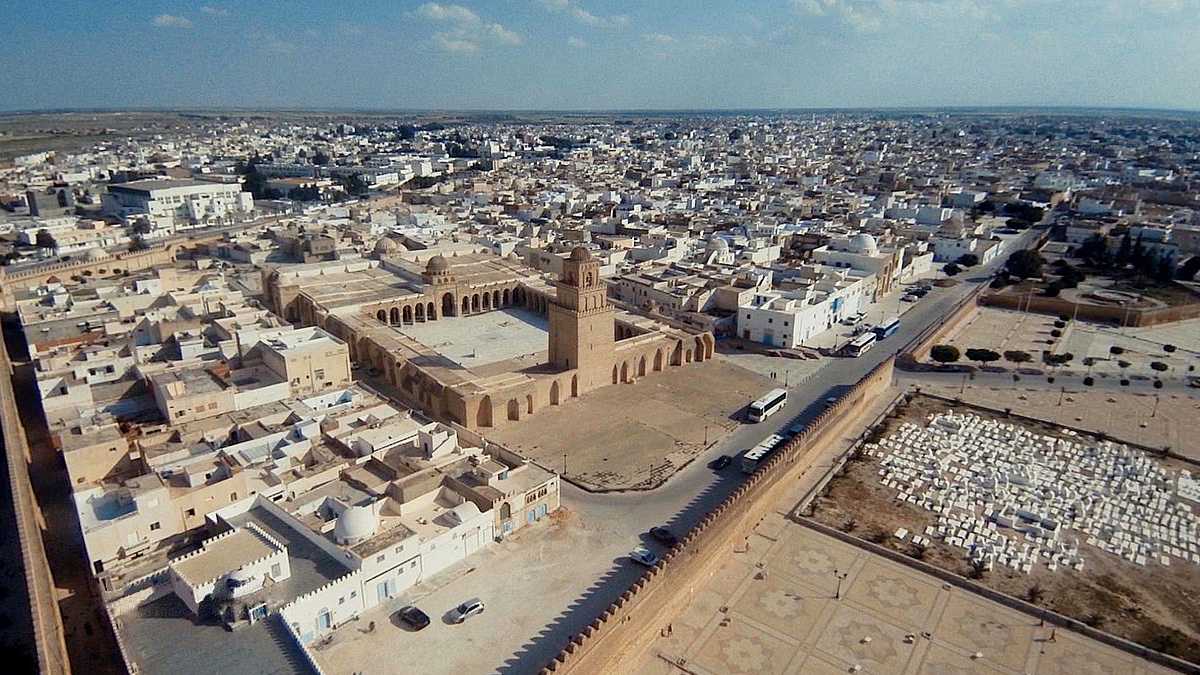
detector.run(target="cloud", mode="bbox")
[537,0,629,28]
[642,32,676,45]
[433,33,481,53]
[152,14,192,29]
[566,36,589,48]
[418,2,480,24]
[199,5,229,16]
[418,3,521,53]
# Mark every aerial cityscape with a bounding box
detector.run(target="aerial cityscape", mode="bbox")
[2,3,1200,675]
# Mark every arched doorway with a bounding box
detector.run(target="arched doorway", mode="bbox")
[442,293,455,317]
[482,293,491,310]
[550,381,560,405]
[472,294,480,312]
[376,310,386,323]
[654,349,664,372]
[612,365,619,385]
[694,336,706,362]
[462,296,471,315]
[672,341,683,366]
[526,394,534,415]
[389,307,400,325]
[638,355,647,377]
[507,399,520,421]
[414,304,425,321]
[477,396,492,428]
[493,290,501,308]
[502,288,510,306]
[500,502,511,520]
[426,302,436,320]
[571,374,578,397]
[685,349,693,363]
[403,305,413,323]
[621,361,630,383]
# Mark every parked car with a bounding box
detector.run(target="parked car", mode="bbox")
[448,598,485,624]
[629,546,660,567]
[395,605,431,631]
[901,294,918,303]
[649,526,678,547]
[710,454,733,470]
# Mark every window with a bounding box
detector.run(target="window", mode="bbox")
[230,492,238,501]
[271,563,281,578]
[350,591,357,599]
[150,522,161,531]
[314,369,325,380]
[376,554,386,563]
[338,596,346,605]
[185,508,196,517]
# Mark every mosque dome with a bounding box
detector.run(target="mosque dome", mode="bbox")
[426,254,450,274]
[847,233,879,255]
[569,246,592,262]
[334,504,378,545]
[707,238,730,252]
[374,237,401,256]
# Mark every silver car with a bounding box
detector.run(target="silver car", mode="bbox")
[448,598,485,624]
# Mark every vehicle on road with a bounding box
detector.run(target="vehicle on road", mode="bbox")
[873,317,901,339]
[649,526,679,547]
[629,546,660,567]
[448,598,485,624]
[845,332,877,358]
[901,294,918,302]
[395,606,431,631]
[747,388,788,423]
[710,454,733,470]
[741,433,786,474]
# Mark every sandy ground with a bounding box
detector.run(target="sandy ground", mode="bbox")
[809,394,1200,664]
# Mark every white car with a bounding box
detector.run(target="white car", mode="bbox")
[629,546,660,567]
[448,598,485,624]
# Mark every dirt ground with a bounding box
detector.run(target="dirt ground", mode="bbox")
[811,394,1200,664]
[488,358,774,490]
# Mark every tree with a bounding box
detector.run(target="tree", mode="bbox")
[339,173,369,196]
[128,236,150,252]
[930,345,961,364]
[965,348,1001,367]
[1109,345,1125,356]
[1027,584,1045,604]
[34,228,56,249]
[1004,350,1032,365]
[1077,234,1109,265]
[943,263,962,277]
[1005,250,1045,279]
[956,253,980,267]
[131,219,153,236]
[1044,352,1074,367]
[312,150,331,166]
[1116,231,1133,266]
[1150,361,1168,373]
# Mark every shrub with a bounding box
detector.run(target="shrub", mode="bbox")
[943,263,962,277]
[1053,320,1066,329]
[1109,345,1125,355]
[1050,329,1062,338]
[1004,350,1032,364]
[965,348,1001,366]
[1117,360,1132,369]
[1083,376,1095,386]
[1120,379,1130,386]
[1153,380,1164,389]
[1150,361,1168,372]
[930,345,961,364]
[1164,344,1177,353]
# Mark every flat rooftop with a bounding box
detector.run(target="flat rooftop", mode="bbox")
[171,529,275,587]
[394,307,548,368]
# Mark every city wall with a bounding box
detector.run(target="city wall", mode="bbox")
[902,284,986,363]
[980,290,1200,328]
[538,358,896,674]
[0,329,70,674]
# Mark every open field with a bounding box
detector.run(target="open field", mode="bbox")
[487,358,774,491]
[810,394,1200,664]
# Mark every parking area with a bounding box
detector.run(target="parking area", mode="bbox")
[487,358,775,491]
[313,507,655,675]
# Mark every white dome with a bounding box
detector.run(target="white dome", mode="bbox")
[334,504,378,544]
[848,233,878,255]
[707,238,730,252]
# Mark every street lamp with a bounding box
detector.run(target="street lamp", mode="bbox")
[562,453,567,475]
[833,569,849,599]
[1151,393,1160,419]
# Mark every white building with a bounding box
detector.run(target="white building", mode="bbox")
[736,265,874,348]
[102,179,255,233]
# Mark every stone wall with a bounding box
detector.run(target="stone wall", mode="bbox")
[538,358,896,674]
[0,332,70,674]
[980,289,1200,328]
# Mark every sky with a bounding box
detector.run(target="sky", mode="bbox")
[1,0,1198,112]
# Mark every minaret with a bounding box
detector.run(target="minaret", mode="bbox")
[548,246,614,391]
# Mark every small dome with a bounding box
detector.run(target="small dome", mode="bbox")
[334,504,377,545]
[426,254,450,274]
[374,237,401,256]
[569,246,592,261]
[848,233,878,255]
[85,247,107,261]
[707,238,730,252]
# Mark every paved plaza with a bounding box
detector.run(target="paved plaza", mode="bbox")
[394,307,549,368]
[937,306,1060,360]
[638,519,1177,675]
[488,358,774,491]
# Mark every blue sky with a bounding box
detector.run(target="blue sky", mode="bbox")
[1,0,1198,111]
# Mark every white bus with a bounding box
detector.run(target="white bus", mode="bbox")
[747,388,788,423]
[845,332,877,358]
[742,434,786,473]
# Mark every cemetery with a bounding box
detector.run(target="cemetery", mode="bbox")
[811,394,1200,662]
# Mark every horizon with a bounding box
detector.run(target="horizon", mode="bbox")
[2,1,1199,112]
